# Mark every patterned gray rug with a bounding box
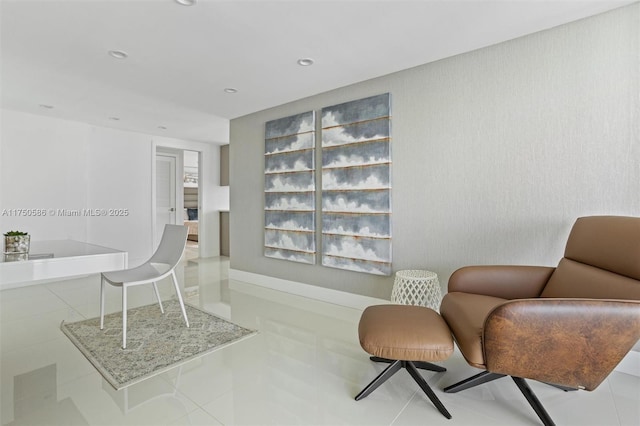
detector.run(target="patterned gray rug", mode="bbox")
[61,300,256,390]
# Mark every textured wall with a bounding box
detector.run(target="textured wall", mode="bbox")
[230,4,639,299]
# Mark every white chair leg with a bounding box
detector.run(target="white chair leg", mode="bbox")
[122,286,127,349]
[171,270,189,328]
[152,282,165,313]
[100,275,105,330]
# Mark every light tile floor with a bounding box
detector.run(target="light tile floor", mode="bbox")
[1,254,638,425]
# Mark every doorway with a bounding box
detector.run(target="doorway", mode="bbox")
[183,150,200,260]
[154,148,201,257]
[155,153,177,241]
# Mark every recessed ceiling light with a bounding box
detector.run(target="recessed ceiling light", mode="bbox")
[175,0,196,6]
[224,88,238,94]
[108,50,128,59]
[109,117,120,121]
[297,58,314,66]
[39,104,54,109]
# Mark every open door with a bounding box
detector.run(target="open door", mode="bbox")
[156,154,177,242]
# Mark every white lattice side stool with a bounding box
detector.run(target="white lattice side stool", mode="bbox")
[391,270,443,311]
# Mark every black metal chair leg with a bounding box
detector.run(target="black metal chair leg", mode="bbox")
[544,382,578,392]
[369,356,393,364]
[444,370,506,393]
[355,360,402,401]
[512,377,556,426]
[405,361,452,419]
[370,356,446,373]
[413,361,447,372]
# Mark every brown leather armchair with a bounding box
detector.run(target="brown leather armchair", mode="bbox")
[440,216,640,426]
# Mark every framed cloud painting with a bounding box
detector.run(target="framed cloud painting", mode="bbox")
[321,93,392,275]
[264,111,316,264]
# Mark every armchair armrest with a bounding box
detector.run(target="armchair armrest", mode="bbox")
[483,298,640,390]
[448,265,555,299]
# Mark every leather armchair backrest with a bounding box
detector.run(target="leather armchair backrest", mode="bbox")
[541,216,640,300]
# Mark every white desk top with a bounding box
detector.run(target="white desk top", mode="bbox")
[2,240,125,263]
[1,240,128,289]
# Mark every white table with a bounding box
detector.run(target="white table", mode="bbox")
[0,240,127,290]
[390,270,442,311]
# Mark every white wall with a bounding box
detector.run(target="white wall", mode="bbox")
[229,4,640,300]
[0,110,90,241]
[183,150,199,171]
[0,109,228,266]
[86,127,154,264]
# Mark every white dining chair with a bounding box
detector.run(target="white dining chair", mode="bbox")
[100,224,190,349]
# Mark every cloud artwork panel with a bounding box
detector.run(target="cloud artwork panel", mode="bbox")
[264,248,315,265]
[265,192,314,211]
[322,164,390,190]
[265,111,316,265]
[265,150,314,174]
[321,93,391,128]
[322,234,391,262]
[265,171,315,192]
[322,120,391,148]
[265,133,314,155]
[322,190,390,214]
[322,213,390,238]
[322,256,391,276]
[322,234,391,276]
[265,111,314,140]
[265,229,315,253]
[265,211,315,232]
[322,140,390,168]
[321,94,391,275]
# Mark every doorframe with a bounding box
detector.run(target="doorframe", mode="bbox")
[183,149,201,245]
[151,138,218,258]
[153,149,183,249]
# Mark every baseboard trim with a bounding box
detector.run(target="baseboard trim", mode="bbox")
[228,269,639,378]
[228,269,387,311]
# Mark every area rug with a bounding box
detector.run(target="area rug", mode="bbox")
[61,300,257,390]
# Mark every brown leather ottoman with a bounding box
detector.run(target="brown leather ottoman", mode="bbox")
[355,304,454,419]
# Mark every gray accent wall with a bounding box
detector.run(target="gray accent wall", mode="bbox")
[230,4,639,300]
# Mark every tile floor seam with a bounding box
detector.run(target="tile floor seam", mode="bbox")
[157,375,208,415]
[0,334,61,356]
[158,387,208,426]
[163,408,218,426]
[200,407,227,426]
[199,395,233,426]
[43,283,89,319]
[390,390,419,425]
[605,376,625,426]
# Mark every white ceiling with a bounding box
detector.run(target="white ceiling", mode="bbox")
[1,0,634,144]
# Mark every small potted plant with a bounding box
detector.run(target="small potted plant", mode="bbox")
[4,231,30,254]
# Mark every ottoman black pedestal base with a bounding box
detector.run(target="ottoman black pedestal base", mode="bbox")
[355,359,451,420]
[369,356,447,372]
